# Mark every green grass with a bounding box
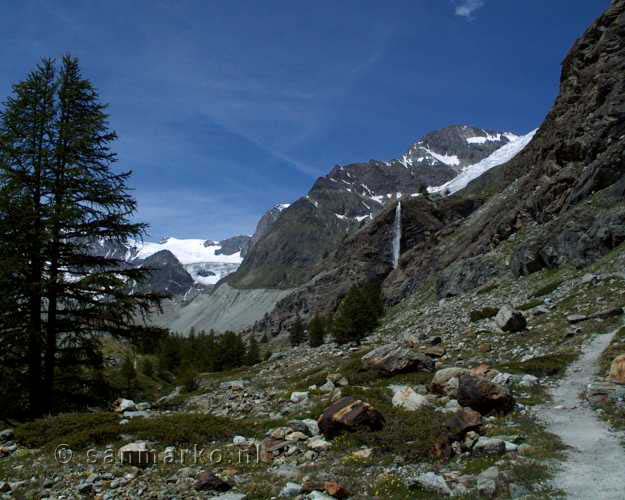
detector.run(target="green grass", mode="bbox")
[15,412,261,450]
[470,306,499,323]
[15,412,121,450]
[497,353,577,378]
[518,298,544,311]
[333,385,446,463]
[530,280,564,298]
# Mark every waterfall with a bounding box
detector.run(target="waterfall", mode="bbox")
[392,201,401,269]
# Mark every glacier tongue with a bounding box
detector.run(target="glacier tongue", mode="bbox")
[134,237,244,286]
[428,129,537,195]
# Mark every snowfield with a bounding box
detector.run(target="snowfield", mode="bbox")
[428,129,537,195]
[135,238,242,265]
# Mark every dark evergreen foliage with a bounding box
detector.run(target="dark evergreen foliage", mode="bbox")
[0,56,164,416]
[331,282,385,345]
[308,314,326,347]
[289,317,306,346]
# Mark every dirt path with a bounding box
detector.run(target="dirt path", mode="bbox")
[538,327,625,499]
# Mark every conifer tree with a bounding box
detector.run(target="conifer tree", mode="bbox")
[289,317,305,346]
[0,56,164,415]
[308,314,325,347]
[246,335,261,365]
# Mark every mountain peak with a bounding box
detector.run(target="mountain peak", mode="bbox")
[400,125,518,170]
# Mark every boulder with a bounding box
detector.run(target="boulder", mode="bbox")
[113,398,136,413]
[194,470,231,492]
[430,367,470,395]
[290,391,309,403]
[361,344,434,375]
[118,441,156,466]
[445,407,482,441]
[567,314,588,324]
[324,481,350,498]
[317,396,385,438]
[306,436,331,451]
[609,354,625,385]
[473,437,506,455]
[495,305,527,332]
[412,472,452,496]
[457,375,515,415]
[0,429,14,442]
[389,385,431,411]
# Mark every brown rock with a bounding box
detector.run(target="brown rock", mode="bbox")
[259,437,288,463]
[479,343,491,353]
[457,375,515,415]
[194,471,231,492]
[445,407,482,441]
[324,481,350,498]
[430,367,470,395]
[317,396,385,438]
[362,344,434,375]
[424,345,447,358]
[609,354,625,385]
[495,305,527,332]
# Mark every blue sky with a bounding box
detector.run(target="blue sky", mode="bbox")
[0,0,609,240]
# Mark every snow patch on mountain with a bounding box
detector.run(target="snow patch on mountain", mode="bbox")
[136,238,242,265]
[429,129,537,195]
[134,237,243,286]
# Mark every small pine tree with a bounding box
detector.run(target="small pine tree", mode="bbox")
[332,283,384,345]
[142,358,154,378]
[120,355,137,391]
[289,317,306,346]
[308,314,325,347]
[246,336,261,366]
[177,365,198,392]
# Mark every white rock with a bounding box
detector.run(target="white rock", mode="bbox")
[414,472,452,496]
[318,380,335,393]
[492,372,513,385]
[290,391,309,403]
[233,435,248,445]
[307,492,335,500]
[389,385,431,411]
[301,418,320,436]
[519,374,539,387]
[306,436,331,451]
[279,482,303,497]
[113,398,136,413]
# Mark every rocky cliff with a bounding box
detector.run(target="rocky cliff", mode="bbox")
[252,0,625,335]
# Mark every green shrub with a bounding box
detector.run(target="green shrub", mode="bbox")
[470,307,499,322]
[476,283,499,295]
[497,353,577,378]
[517,299,544,311]
[337,386,447,462]
[530,280,563,298]
[15,412,120,449]
[124,413,257,445]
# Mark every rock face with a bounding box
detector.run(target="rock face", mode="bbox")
[138,250,194,296]
[361,344,435,375]
[214,235,251,258]
[495,305,527,332]
[609,354,625,384]
[230,125,515,291]
[384,0,625,304]
[457,375,515,415]
[317,397,385,438]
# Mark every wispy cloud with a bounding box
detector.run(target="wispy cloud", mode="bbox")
[454,0,485,19]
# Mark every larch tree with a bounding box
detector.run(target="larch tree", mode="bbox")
[0,56,164,416]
